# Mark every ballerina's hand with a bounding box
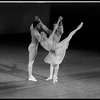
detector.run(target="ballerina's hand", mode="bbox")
[59,16,63,21]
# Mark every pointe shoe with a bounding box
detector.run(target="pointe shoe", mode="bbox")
[28,76,37,82]
[53,76,58,84]
[46,77,52,81]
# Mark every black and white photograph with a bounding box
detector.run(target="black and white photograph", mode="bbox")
[0,1,100,98]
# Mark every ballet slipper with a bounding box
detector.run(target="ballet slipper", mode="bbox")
[28,76,37,82]
[46,77,52,81]
[53,76,58,84]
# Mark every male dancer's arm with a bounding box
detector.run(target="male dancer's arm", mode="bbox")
[30,21,50,50]
[35,16,52,35]
[30,23,42,43]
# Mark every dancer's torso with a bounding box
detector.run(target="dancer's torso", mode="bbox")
[31,28,41,44]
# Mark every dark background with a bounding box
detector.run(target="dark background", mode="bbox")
[0,3,100,51]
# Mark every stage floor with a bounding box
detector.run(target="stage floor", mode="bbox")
[0,45,100,98]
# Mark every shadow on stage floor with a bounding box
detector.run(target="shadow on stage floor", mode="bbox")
[0,45,100,98]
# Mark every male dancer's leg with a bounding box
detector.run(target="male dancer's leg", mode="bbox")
[46,64,54,81]
[28,43,38,81]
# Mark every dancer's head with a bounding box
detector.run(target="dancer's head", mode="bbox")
[32,16,42,29]
[33,20,47,36]
[33,20,41,29]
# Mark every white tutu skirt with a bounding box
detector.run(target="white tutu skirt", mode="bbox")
[44,50,66,65]
[44,37,69,65]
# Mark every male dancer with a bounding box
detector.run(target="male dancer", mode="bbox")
[28,16,64,82]
[28,16,52,81]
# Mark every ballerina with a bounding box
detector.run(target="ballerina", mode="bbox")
[40,18,83,83]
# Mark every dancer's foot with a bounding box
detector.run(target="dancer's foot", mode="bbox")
[28,76,37,81]
[46,77,52,81]
[53,76,58,84]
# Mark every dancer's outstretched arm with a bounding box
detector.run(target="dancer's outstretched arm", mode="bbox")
[48,16,63,41]
[35,16,52,34]
[59,21,64,34]
[53,21,64,43]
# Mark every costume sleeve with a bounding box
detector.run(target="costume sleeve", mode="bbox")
[42,25,52,35]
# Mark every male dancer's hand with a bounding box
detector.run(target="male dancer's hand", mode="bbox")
[35,16,41,22]
[35,16,39,20]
